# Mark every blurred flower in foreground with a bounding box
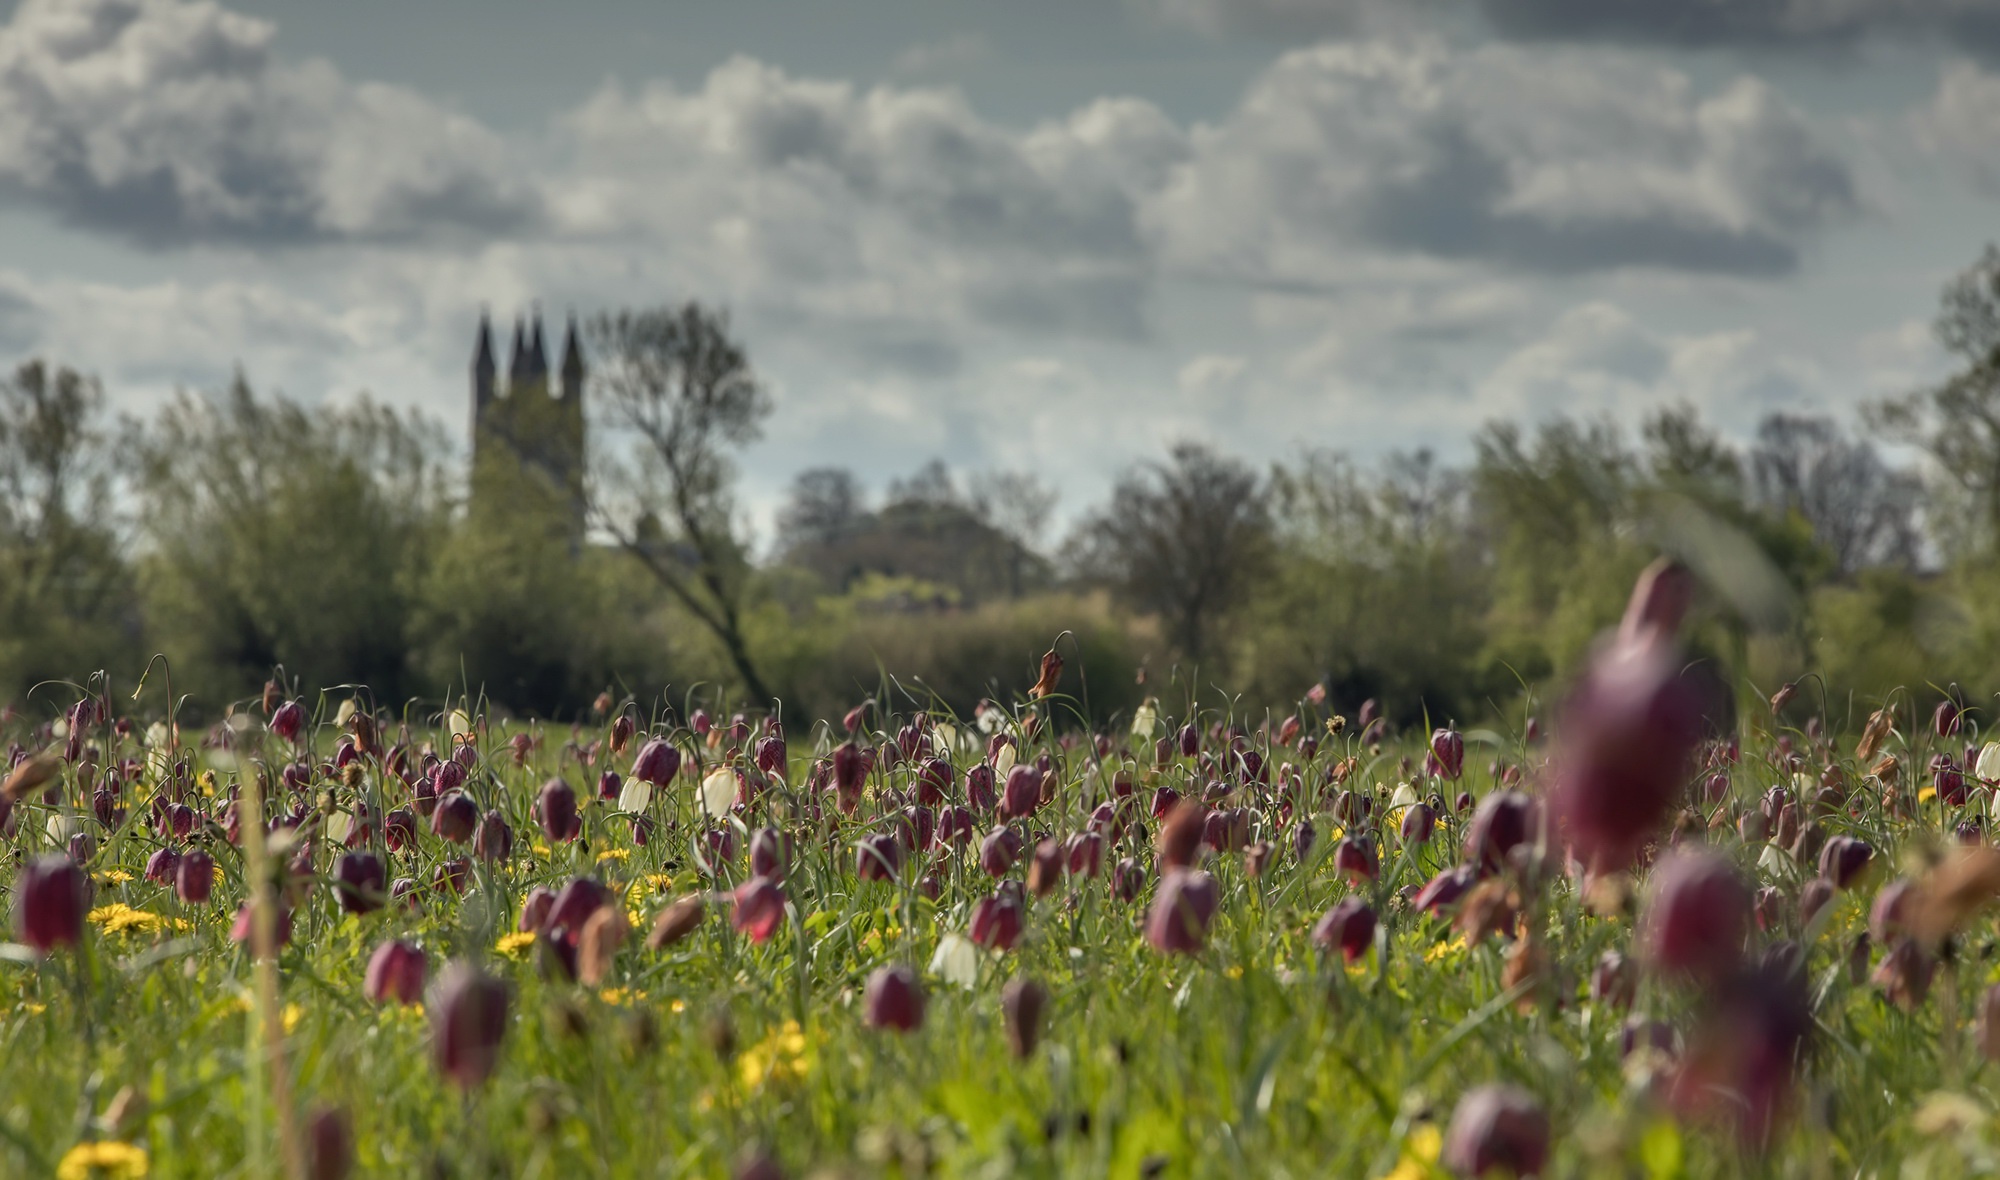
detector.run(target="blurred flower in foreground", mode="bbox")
[18,856,89,952]
[364,939,426,1005]
[431,961,509,1090]
[56,1141,149,1180]
[731,877,787,944]
[1442,1084,1548,1178]
[1547,559,1706,873]
[1640,849,1749,981]
[1145,868,1218,954]
[864,964,925,1033]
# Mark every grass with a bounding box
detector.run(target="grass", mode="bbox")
[2,684,1998,1179]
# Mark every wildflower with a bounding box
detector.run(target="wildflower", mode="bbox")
[431,791,478,843]
[143,849,180,887]
[1158,800,1207,871]
[1463,792,1536,876]
[731,877,787,944]
[831,741,867,813]
[474,810,514,863]
[1977,984,2000,1061]
[306,1106,352,1180]
[331,851,386,916]
[495,931,536,959]
[970,890,1024,952]
[87,904,165,936]
[18,856,90,951]
[1441,1085,1549,1178]
[365,939,426,1005]
[648,895,706,950]
[1002,977,1047,1058]
[1376,1123,1442,1180]
[864,964,925,1033]
[857,833,903,882]
[537,778,581,843]
[1400,803,1436,846]
[1332,838,1378,883]
[56,1141,149,1180]
[431,960,509,1090]
[1312,898,1376,964]
[1641,849,1749,981]
[1547,560,1707,873]
[1000,765,1043,820]
[546,877,611,941]
[174,849,213,905]
[1670,959,1811,1148]
[579,905,630,987]
[1145,868,1218,955]
[1028,838,1064,897]
[1431,729,1465,781]
[270,700,305,744]
[1817,836,1874,890]
[980,825,1023,877]
[750,828,789,882]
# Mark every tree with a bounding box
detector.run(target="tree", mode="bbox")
[588,303,775,707]
[775,468,867,554]
[1750,413,1921,575]
[0,360,136,698]
[1067,442,1271,663]
[131,375,447,708]
[1871,244,2000,558]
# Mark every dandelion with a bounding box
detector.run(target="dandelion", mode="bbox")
[495,931,537,959]
[94,870,134,885]
[1375,1123,1442,1180]
[56,1141,149,1180]
[598,849,632,863]
[87,904,166,936]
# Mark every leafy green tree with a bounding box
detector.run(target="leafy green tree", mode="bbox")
[131,375,447,709]
[0,359,136,700]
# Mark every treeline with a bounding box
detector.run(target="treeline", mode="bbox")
[9,248,2000,727]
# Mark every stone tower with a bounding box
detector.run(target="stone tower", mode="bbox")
[470,309,587,540]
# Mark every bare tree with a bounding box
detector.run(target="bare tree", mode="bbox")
[1751,413,1922,574]
[776,467,867,555]
[1871,243,2000,557]
[1068,442,1271,663]
[588,304,775,707]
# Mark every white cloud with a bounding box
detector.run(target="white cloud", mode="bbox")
[1178,353,1247,392]
[0,0,536,245]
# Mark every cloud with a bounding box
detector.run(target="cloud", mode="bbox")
[1138,0,2000,53]
[1477,301,1822,427]
[1149,41,1860,282]
[0,0,538,245]
[890,34,990,78]
[1178,353,1247,392]
[1913,59,2000,196]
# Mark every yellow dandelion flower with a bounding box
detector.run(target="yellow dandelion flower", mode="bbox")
[597,848,632,863]
[1225,965,1246,980]
[57,1140,149,1180]
[737,1020,812,1089]
[669,999,686,1014]
[19,1002,47,1016]
[644,873,676,891]
[495,931,536,959]
[1424,937,1467,963]
[1919,786,1939,804]
[531,843,551,858]
[93,870,134,885]
[1375,1123,1442,1180]
[598,987,648,1006]
[87,905,166,935]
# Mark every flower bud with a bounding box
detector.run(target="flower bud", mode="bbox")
[1002,976,1047,1058]
[1144,868,1218,955]
[176,849,214,904]
[1311,897,1376,964]
[536,779,581,844]
[1463,792,1535,875]
[731,877,787,943]
[364,939,426,1005]
[598,770,622,801]
[1640,849,1749,980]
[332,851,386,915]
[430,960,509,1090]
[15,856,88,951]
[1400,803,1436,845]
[1818,836,1874,890]
[1937,700,1963,739]
[1430,729,1465,781]
[431,791,477,843]
[474,810,513,863]
[1441,1085,1549,1180]
[864,963,925,1033]
[632,738,680,787]
[271,700,306,744]
[306,1106,353,1180]
[1000,765,1043,820]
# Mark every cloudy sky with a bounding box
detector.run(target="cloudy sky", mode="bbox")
[1,0,1994,533]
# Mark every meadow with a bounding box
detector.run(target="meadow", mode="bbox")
[4,561,1998,1179]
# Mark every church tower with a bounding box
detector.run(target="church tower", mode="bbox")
[471,308,588,544]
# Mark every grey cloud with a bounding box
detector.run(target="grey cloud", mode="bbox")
[1150,44,1859,279]
[0,285,41,353]
[1141,0,2000,53]
[0,0,540,246]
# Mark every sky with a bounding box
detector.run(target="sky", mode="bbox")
[1,0,1996,537]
